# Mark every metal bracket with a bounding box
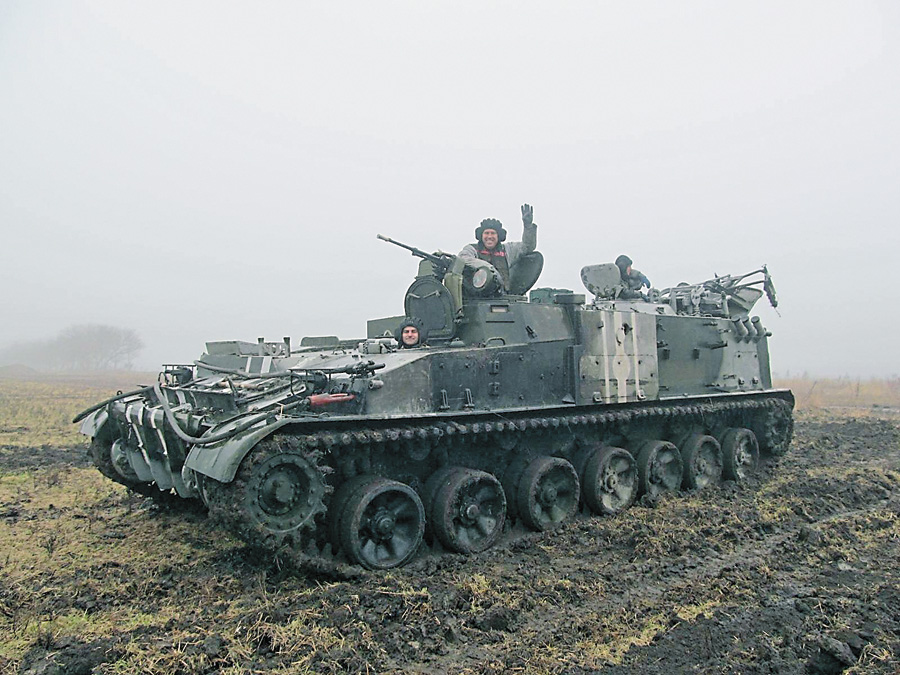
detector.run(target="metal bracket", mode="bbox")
[438,389,450,411]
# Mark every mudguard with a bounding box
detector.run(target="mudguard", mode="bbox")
[79,409,109,438]
[183,417,296,483]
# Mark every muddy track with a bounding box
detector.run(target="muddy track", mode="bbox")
[616,493,898,607]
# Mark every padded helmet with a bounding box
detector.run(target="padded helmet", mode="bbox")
[394,317,428,347]
[475,218,507,243]
[615,254,633,275]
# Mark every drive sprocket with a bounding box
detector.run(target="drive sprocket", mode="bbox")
[205,436,329,553]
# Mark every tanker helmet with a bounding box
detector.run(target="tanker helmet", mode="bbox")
[394,317,428,347]
[615,254,633,275]
[475,218,507,243]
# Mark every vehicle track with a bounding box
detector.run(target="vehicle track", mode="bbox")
[201,395,793,572]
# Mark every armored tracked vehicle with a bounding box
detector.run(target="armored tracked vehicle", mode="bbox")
[75,237,793,570]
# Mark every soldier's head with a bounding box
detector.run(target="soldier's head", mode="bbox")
[615,254,633,277]
[475,218,507,250]
[401,325,419,347]
[394,317,427,348]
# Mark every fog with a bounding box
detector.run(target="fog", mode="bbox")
[1,2,898,377]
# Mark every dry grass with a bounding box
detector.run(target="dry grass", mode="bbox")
[0,372,156,449]
[776,376,900,412]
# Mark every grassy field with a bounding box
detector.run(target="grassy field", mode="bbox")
[0,371,156,449]
[779,376,900,412]
[0,373,898,674]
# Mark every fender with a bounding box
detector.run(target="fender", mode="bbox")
[183,417,296,483]
[79,409,109,438]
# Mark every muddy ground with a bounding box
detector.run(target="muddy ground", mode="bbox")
[2,408,899,674]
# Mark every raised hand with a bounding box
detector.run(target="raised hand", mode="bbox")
[521,203,534,227]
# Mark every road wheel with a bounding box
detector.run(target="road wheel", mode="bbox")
[580,445,638,515]
[516,456,580,531]
[431,469,506,553]
[500,456,530,522]
[327,474,377,553]
[635,440,683,498]
[719,428,760,482]
[423,466,465,523]
[339,477,424,569]
[679,434,723,490]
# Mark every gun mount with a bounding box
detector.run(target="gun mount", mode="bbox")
[657,266,778,318]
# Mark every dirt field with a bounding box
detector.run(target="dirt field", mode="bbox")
[1,375,898,674]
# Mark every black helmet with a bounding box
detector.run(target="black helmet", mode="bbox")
[475,218,507,243]
[615,254,633,274]
[394,317,428,347]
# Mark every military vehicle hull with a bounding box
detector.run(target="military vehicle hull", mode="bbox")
[76,261,793,570]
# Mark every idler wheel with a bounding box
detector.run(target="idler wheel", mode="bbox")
[516,456,580,531]
[752,404,793,456]
[430,469,506,553]
[580,445,638,515]
[635,440,683,498]
[679,434,723,490]
[719,428,760,482]
[339,477,424,569]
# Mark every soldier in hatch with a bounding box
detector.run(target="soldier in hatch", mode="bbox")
[615,254,652,299]
[458,204,538,294]
[394,317,427,349]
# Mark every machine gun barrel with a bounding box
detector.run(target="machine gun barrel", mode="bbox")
[377,234,452,271]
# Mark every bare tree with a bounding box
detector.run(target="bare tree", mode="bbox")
[0,324,144,371]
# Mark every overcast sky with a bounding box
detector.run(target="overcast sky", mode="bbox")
[1,1,898,377]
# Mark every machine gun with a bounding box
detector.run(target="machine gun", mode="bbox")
[657,266,778,318]
[377,234,456,280]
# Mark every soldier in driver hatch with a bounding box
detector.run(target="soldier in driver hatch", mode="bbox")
[458,204,537,293]
[394,317,427,349]
[615,254,652,299]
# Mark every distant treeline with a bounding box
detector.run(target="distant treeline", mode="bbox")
[0,324,143,371]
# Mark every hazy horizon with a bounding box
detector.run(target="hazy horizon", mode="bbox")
[2,2,898,378]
